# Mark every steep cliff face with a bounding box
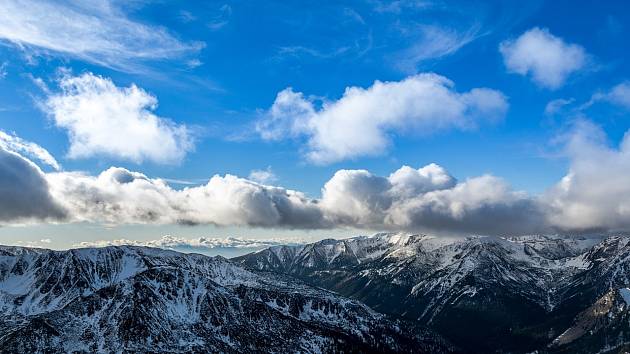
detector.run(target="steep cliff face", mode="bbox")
[0,245,452,353]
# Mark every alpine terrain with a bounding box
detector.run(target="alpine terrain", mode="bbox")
[0,245,452,353]
[235,233,630,353]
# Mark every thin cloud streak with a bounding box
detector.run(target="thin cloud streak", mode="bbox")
[0,0,203,71]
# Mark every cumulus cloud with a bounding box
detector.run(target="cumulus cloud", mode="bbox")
[45,72,193,164]
[386,175,545,234]
[0,0,202,70]
[321,164,544,234]
[321,169,393,225]
[0,130,60,170]
[544,120,630,232]
[257,73,508,164]
[500,27,587,89]
[248,167,278,184]
[0,146,65,223]
[46,167,327,228]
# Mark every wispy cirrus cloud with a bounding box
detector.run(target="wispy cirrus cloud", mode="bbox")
[393,24,480,73]
[0,0,203,71]
[207,4,232,31]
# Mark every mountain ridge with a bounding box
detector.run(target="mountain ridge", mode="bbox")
[234,232,630,353]
[0,244,452,353]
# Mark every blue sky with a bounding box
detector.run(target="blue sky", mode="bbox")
[1,0,630,252]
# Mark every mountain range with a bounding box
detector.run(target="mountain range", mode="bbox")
[235,233,630,353]
[4,233,630,353]
[0,245,450,353]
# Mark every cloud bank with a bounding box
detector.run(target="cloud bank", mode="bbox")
[0,0,202,70]
[257,73,508,164]
[0,138,544,235]
[500,27,587,89]
[39,163,540,235]
[46,73,193,164]
[2,122,630,235]
[46,167,327,228]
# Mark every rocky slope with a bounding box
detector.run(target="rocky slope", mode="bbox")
[0,245,452,353]
[235,233,630,353]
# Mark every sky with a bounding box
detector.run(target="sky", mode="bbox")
[2,0,630,255]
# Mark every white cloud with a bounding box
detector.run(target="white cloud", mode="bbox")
[46,72,193,164]
[607,82,630,108]
[248,167,277,184]
[257,73,508,164]
[500,27,587,89]
[46,167,327,228]
[0,130,60,170]
[320,165,543,234]
[544,120,630,231]
[599,82,630,109]
[43,162,539,234]
[0,0,202,70]
[321,169,393,225]
[385,174,544,234]
[388,163,457,198]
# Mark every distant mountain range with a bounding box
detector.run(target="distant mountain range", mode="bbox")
[4,233,630,353]
[0,245,450,353]
[235,233,630,353]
